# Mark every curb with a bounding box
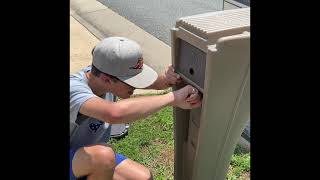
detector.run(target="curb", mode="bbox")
[71,11,106,41]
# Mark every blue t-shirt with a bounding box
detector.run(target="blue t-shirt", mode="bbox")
[70,66,114,149]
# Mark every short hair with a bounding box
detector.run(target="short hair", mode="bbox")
[91,46,96,56]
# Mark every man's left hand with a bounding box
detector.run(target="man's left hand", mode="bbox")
[163,65,182,86]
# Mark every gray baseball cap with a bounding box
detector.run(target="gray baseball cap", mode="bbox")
[92,37,158,89]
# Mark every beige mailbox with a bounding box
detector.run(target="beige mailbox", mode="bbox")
[171,8,250,180]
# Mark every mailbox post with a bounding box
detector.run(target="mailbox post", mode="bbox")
[171,8,250,180]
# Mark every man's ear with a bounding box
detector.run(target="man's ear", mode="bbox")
[100,73,111,83]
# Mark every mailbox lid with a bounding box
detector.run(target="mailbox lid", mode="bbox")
[176,8,250,42]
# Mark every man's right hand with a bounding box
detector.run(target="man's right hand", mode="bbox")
[171,85,202,109]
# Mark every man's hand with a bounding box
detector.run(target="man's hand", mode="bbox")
[146,65,183,90]
[163,65,182,86]
[171,85,202,109]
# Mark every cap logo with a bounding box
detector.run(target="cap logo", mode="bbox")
[130,57,143,69]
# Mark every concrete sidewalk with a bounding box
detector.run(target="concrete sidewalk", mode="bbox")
[70,15,98,74]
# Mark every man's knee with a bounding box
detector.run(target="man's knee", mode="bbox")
[146,170,153,180]
[89,145,116,171]
[139,168,153,180]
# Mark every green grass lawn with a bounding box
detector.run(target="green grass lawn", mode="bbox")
[109,105,250,180]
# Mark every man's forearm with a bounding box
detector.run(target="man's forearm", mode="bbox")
[146,75,169,90]
[109,92,175,124]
